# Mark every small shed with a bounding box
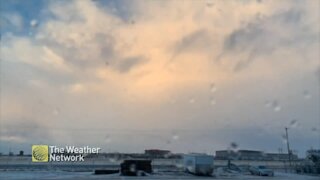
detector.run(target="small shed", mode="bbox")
[120,159,152,176]
[183,154,214,176]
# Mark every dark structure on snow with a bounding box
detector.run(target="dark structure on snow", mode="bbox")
[120,159,152,176]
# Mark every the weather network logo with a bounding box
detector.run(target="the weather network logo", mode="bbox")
[32,145,49,162]
[31,144,101,162]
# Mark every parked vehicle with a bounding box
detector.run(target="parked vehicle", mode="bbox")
[249,165,274,176]
[183,154,214,176]
[120,160,152,176]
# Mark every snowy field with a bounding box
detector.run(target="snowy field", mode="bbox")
[0,158,318,179]
[0,171,319,180]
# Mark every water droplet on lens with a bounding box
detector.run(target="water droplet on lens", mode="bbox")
[303,90,311,99]
[281,134,286,139]
[129,164,136,172]
[105,135,111,143]
[210,83,217,93]
[272,101,281,112]
[30,19,38,27]
[311,127,317,132]
[189,98,195,103]
[206,0,214,7]
[265,101,272,108]
[187,165,194,172]
[166,140,171,144]
[210,97,216,105]
[290,119,299,128]
[53,108,60,116]
[108,157,116,163]
[230,142,238,150]
[108,154,120,163]
[175,161,184,168]
[274,106,281,112]
[172,134,179,141]
[281,134,287,144]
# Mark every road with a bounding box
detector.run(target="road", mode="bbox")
[0,171,319,180]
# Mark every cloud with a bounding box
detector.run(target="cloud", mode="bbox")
[67,83,87,94]
[0,118,52,144]
[0,12,23,30]
[220,7,318,71]
[0,0,319,155]
[172,29,212,58]
[42,46,72,72]
[114,56,147,73]
[2,36,72,73]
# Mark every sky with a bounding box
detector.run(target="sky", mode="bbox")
[0,0,319,157]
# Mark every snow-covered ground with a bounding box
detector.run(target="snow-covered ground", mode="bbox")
[0,170,319,180]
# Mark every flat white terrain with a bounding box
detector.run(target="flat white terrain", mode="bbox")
[0,171,319,180]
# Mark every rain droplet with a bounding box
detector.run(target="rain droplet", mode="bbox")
[272,101,281,112]
[281,134,287,144]
[265,101,272,108]
[274,106,281,112]
[311,127,317,132]
[303,90,311,99]
[186,165,194,172]
[108,157,117,163]
[206,1,214,7]
[290,119,299,128]
[172,134,179,141]
[210,83,217,93]
[129,164,136,172]
[189,98,195,103]
[30,19,38,27]
[53,108,60,116]
[230,142,238,150]
[210,97,216,105]
[281,134,286,139]
[175,161,184,168]
[105,135,111,143]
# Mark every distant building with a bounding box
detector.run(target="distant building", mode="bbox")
[266,153,298,161]
[238,150,263,160]
[215,149,298,161]
[145,149,171,158]
[215,150,237,160]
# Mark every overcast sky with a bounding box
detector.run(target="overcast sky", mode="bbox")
[0,0,319,157]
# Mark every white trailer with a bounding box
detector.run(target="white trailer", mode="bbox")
[183,154,214,176]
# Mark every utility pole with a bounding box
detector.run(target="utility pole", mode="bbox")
[285,127,292,172]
